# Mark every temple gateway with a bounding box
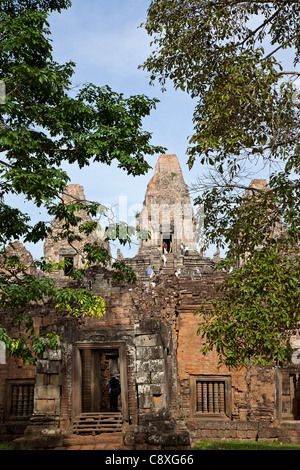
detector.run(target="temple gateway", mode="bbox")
[1,154,300,450]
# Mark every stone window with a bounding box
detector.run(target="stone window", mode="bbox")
[5,379,34,420]
[191,376,231,418]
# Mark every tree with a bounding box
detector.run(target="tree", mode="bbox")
[141,0,300,367]
[0,0,165,365]
[197,243,300,369]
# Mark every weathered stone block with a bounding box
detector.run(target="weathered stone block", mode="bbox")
[36,360,60,374]
[36,385,60,399]
[162,433,178,446]
[147,434,162,445]
[237,422,248,431]
[135,334,161,347]
[136,359,150,373]
[134,320,161,336]
[35,398,60,414]
[43,349,62,361]
[136,347,150,360]
[178,432,190,446]
[136,372,151,384]
[49,374,61,386]
[135,433,147,444]
[123,431,135,447]
[150,383,165,395]
[150,371,165,384]
[136,346,164,360]
[149,347,164,360]
[149,359,165,372]
[138,384,152,409]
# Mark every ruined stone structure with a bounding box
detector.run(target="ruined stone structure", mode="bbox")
[1,155,300,450]
[125,154,215,282]
[43,184,109,282]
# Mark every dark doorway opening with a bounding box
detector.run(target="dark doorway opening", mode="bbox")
[64,256,74,276]
[81,348,121,413]
[281,371,300,421]
[100,351,121,412]
[162,233,173,253]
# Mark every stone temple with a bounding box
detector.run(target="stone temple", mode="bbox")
[1,154,300,450]
[125,154,215,281]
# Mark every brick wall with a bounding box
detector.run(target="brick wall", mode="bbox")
[2,266,300,445]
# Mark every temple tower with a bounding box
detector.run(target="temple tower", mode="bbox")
[137,154,197,255]
[125,154,215,280]
[43,184,108,279]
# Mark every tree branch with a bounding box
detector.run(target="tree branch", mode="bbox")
[216,0,299,5]
[263,35,298,61]
[278,71,300,76]
[0,159,13,168]
[235,7,282,47]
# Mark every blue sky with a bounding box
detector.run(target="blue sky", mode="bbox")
[45,0,203,259]
[47,0,199,193]
[23,1,297,260]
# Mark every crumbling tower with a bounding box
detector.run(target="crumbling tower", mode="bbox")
[137,154,197,255]
[125,154,215,279]
[43,184,108,280]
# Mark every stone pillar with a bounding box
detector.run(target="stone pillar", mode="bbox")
[23,348,62,438]
[134,321,170,415]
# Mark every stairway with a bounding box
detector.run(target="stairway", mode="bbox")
[162,253,174,275]
[51,413,135,450]
[71,412,122,435]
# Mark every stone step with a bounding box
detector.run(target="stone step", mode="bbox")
[71,412,122,435]
[61,432,128,450]
[63,433,123,446]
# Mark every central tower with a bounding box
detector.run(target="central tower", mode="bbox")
[124,154,215,280]
[136,154,197,256]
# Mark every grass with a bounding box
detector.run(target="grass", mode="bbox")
[0,443,9,450]
[193,440,300,450]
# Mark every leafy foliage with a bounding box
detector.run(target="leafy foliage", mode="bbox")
[141,0,300,176]
[197,241,300,369]
[54,288,106,318]
[142,0,300,367]
[0,0,165,364]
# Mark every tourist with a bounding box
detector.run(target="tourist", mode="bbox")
[146,265,152,277]
[106,376,121,412]
[175,268,181,278]
[162,253,167,266]
[180,243,184,255]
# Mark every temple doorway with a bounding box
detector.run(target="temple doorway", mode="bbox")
[162,233,173,253]
[73,343,128,419]
[99,350,121,412]
[81,348,121,413]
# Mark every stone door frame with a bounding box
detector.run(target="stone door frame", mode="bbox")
[72,342,128,421]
